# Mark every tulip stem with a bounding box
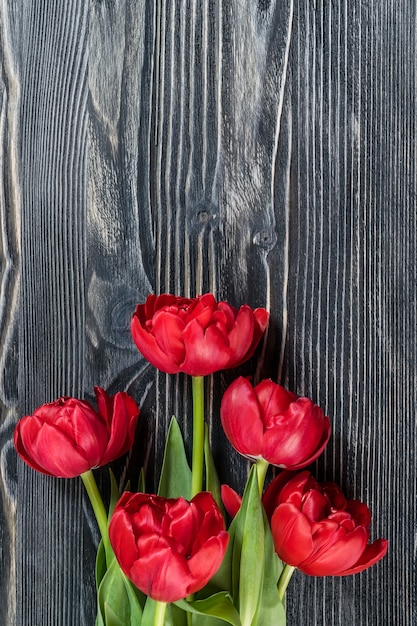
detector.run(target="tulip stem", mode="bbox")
[191,375,205,498]
[277,564,296,601]
[255,458,269,495]
[80,470,111,561]
[153,600,167,626]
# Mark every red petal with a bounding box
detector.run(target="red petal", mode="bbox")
[270,503,314,566]
[253,307,269,333]
[131,314,180,373]
[220,377,264,458]
[70,404,109,462]
[224,305,255,365]
[232,306,269,367]
[339,538,388,575]
[129,544,193,602]
[167,501,199,555]
[255,380,295,417]
[217,301,238,331]
[187,532,229,593]
[101,391,139,465]
[300,525,369,575]
[262,470,299,519]
[301,489,332,521]
[108,506,139,572]
[151,309,186,362]
[180,319,231,375]
[221,484,242,518]
[345,499,372,527]
[15,417,92,477]
[274,471,313,508]
[262,400,330,468]
[194,494,226,543]
[94,386,113,426]
[14,418,63,476]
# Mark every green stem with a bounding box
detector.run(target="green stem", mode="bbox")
[187,610,193,626]
[153,601,167,626]
[81,470,108,540]
[255,458,269,496]
[277,564,296,601]
[191,375,205,498]
[80,470,112,563]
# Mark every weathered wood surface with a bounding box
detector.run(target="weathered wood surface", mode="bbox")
[0,1,415,624]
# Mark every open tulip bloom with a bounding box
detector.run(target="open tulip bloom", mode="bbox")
[14,293,388,626]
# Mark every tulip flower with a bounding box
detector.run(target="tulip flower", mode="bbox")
[263,470,388,577]
[220,377,331,469]
[109,491,229,603]
[14,387,139,478]
[130,293,269,376]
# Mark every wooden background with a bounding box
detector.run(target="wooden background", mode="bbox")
[0,1,415,624]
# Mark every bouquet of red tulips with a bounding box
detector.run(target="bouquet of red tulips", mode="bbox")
[14,294,388,625]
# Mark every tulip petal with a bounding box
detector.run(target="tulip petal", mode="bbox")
[220,377,264,458]
[338,538,388,575]
[14,419,63,476]
[279,418,331,470]
[301,489,332,521]
[262,400,330,468]
[131,314,180,373]
[300,525,369,576]
[109,508,140,572]
[346,499,372,528]
[274,471,314,508]
[129,543,193,602]
[181,319,231,375]
[253,307,269,333]
[225,305,255,365]
[69,404,109,461]
[101,391,139,465]
[191,491,225,537]
[151,310,186,362]
[221,484,242,518]
[255,379,295,417]
[16,418,92,477]
[262,470,307,519]
[233,306,269,365]
[270,503,314,566]
[187,532,230,593]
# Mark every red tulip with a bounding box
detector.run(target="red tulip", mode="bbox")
[14,387,139,478]
[220,377,331,469]
[263,471,388,576]
[130,293,269,376]
[109,491,229,603]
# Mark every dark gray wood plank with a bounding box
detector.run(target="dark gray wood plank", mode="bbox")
[11,1,90,625]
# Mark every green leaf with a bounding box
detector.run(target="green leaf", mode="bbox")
[96,539,107,590]
[175,592,241,626]
[140,597,157,625]
[108,468,121,520]
[231,466,265,626]
[256,508,286,625]
[96,557,144,626]
[137,467,146,493]
[128,600,187,626]
[103,603,124,626]
[158,416,192,499]
[204,426,225,517]
[140,597,188,626]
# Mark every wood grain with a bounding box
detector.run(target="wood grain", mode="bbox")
[0,0,415,624]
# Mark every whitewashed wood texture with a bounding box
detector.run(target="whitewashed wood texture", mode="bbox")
[0,1,415,624]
